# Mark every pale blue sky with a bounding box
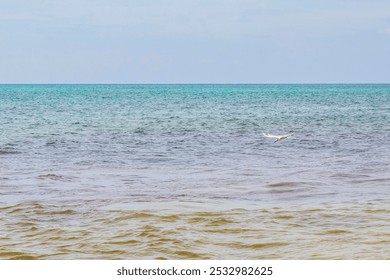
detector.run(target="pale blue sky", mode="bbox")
[1,0,389,83]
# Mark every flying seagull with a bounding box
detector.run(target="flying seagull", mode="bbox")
[263,131,294,143]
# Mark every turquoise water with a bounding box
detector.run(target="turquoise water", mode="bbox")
[1,84,390,259]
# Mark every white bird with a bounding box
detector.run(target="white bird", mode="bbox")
[263,131,294,143]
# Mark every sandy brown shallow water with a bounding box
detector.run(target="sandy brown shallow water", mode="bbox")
[2,199,390,260]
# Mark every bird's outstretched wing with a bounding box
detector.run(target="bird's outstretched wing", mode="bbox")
[280,132,294,138]
[263,133,278,138]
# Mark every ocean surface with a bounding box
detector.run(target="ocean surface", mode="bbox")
[1,84,390,259]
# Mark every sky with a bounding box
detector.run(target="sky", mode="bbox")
[0,0,390,83]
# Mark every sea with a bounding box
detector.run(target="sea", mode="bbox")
[1,84,389,259]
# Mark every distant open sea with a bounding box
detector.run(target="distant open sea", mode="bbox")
[1,84,390,259]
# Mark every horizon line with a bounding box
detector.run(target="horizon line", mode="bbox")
[1,82,390,85]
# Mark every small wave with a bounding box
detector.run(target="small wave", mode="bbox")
[0,252,39,260]
[109,239,141,245]
[267,182,300,188]
[172,250,208,259]
[112,212,156,222]
[35,209,76,215]
[274,215,294,220]
[319,230,352,235]
[218,241,289,250]
[36,173,72,181]
[206,217,234,226]
[45,140,57,146]
[244,242,289,250]
[0,149,20,155]
[265,181,312,194]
